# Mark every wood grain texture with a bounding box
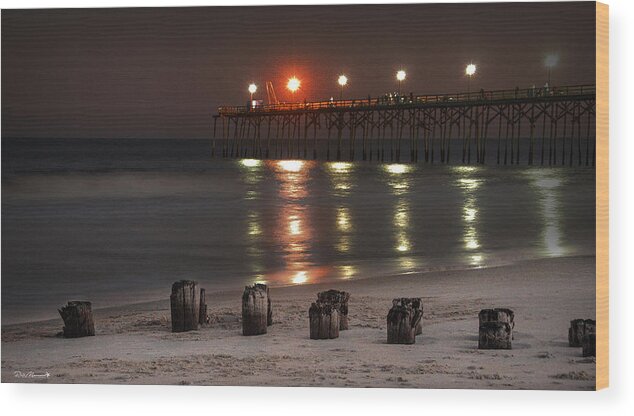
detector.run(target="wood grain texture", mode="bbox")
[595,1,609,391]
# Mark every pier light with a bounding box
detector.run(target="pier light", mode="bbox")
[287,77,301,96]
[396,70,406,95]
[338,74,348,100]
[248,83,257,99]
[545,54,559,85]
[465,63,476,95]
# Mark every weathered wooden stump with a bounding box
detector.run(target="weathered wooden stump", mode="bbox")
[583,319,596,335]
[387,298,423,344]
[309,301,340,339]
[582,333,596,357]
[199,288,208,325]
[242,284,268,336]
[478,321,512,349]
[170,280,200,333]
[254,283,273,326]
[568,318,596,347]
[317,289,350,330]
[58,301,95,338]
[479,308,515,339]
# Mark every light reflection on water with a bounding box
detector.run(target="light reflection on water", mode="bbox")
[453,167,484,267]
[526,170,567,257]
[384,164,414,260]
[235,159,591,287]
[328,162,355,256]
[0,142,595,323]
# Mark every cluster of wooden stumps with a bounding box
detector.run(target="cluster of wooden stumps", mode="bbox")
[387,298,423,344]
[309,290,350,339]
[478,308,515,349]
[56,287,595,358]
[568,318,596,357]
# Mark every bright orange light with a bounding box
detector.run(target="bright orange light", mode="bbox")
[287,77,301,93]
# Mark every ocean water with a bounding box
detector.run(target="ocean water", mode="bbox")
[1,138,595,324]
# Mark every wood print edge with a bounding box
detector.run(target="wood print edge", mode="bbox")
[595,0,609,391]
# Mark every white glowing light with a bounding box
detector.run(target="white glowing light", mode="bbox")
[466,63,477,76]
[396,243,410,252]
[291,271,308,284]
[240,158,261,168]
[278,160,304,172]
[338,75,348,87]
[396,70,406,82]
[545,54,559,68]
[248,83,257,94]
[287,77,300,92]
[329,161,352,173]
[385,164,410,175]
[337,207,351,232]
[289,217,301,235]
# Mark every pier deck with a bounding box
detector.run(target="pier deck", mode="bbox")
[213,85,596,165]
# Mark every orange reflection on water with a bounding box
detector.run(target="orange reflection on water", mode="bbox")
[269,160,314,200]
[270,159,320,285]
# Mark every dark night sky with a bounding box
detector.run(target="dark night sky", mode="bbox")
[1,2,596,139]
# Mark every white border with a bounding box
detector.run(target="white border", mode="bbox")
[1,0,632,414]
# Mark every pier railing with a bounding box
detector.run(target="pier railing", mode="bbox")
[217,84,595,116]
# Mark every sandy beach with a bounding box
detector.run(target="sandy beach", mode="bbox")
[1,256,596,389]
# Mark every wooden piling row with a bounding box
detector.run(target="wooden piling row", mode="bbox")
[57,288,593,358]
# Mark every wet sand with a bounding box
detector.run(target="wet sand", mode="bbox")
[1,256,596,390]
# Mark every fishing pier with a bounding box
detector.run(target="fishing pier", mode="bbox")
[213,84,596,166]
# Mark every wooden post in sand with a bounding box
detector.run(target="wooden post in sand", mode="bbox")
[254,283,273,326]
[568,319,585,347]
[309,301,340,339]
[199,288,208,326]
[387,298,423,344]
[582,333,596,357]
[408,298,424,335]
[58,301,95,338]
[242,284,268,336]
[317,290,350,330]
[170,280,200,333]
[479,308,515,339]
[568,318,595,347]
[478,322,512,349]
